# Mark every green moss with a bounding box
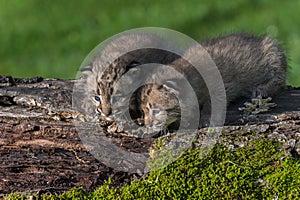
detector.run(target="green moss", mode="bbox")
[6,138,300,199]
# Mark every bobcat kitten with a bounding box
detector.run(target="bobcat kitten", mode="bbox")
[84,33,287,131]
[138,33,287,129]
[81,33,179,121]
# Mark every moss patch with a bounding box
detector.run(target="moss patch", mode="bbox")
[6,138,300,199]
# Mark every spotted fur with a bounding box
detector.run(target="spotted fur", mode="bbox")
[84,33,287,131]
[81,33,180,119]
[136,33,287,129]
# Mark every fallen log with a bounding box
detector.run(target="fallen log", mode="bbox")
[0,75,299,196]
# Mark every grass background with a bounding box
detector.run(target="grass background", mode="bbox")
[0,0,299,86]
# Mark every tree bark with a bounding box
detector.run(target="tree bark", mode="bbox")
[0,75,299,196]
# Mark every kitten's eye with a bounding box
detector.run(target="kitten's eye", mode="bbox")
[94,96,101,102]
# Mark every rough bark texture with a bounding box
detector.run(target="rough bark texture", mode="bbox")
[0,75,299,196]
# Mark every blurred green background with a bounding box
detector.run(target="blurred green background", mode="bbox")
[0,0,299,86]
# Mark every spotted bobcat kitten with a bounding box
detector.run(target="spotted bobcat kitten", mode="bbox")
[81,33,180,121]
[138,33,287,130]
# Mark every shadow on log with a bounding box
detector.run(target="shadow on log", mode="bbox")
[0,75,299,196]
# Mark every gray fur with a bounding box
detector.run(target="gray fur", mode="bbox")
[137,33,287,129]
[84,33,287,130]
[81,33,180,118]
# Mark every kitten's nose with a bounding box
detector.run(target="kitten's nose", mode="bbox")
[101,107,111,116]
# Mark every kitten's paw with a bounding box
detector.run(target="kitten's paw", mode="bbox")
[238,96,277,115]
